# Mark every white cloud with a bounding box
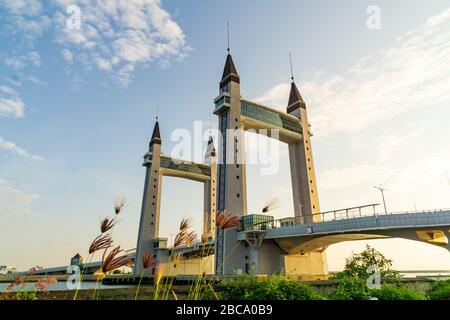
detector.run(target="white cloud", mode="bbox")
[0,179,39,221]
[255,8,450,138]
[61,48,73,62]
[0,83,26,118]
[3,52,41,69]
[23,75,48,86]
[0,136,44,161]
[319,163,392,191]
[53,0,191,87]
[0,85,17,96]
[0,97,25,118]
[0,1,51,44]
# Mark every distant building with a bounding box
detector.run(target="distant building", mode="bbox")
[70,253,83,266]
[0,265,16,274]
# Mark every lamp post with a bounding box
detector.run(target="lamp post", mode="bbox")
[373,185,388,215]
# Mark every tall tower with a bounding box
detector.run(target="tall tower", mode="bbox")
[203,136,217,242]
[213,51,247,274]
[134,120,163,276]
[214,51,247,216]
[287,80,321,223]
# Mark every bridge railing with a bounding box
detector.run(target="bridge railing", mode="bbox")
[246,206,450,231]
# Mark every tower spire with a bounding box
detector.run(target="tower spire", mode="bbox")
[227,21,230,53]
[150,98,161,147]
[220,25,239,90]
[156,96,159,121]
[289,53,294,82]
[286,54,306,114]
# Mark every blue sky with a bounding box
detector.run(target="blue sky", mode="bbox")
[1,0,450,271]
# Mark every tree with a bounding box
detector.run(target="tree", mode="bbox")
[332,245,400,280]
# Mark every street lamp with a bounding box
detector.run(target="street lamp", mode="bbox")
[373,185,388,214]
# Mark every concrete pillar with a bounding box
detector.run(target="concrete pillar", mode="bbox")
[215,53,247,275]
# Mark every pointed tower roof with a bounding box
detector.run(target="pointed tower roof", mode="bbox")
[287,81,306,114]
[220,53,240,88]
[150,120,161,146]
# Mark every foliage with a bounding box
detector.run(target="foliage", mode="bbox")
[328,277,371,300]
[214,275,323,300]
[331,245,400,281]
[0,272,57,300]
[370,284,426,300]
[428,279,450,300]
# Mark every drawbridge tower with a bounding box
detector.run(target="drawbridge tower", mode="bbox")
[134,120,217,276]
[213,51,328,277]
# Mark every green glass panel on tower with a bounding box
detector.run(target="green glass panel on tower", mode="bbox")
[240,100,302,134]
[241,214,275,231]
[160,156,211,177]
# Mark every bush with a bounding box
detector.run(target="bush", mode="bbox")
[328,278,371,300]
[429,279,450,300]
[331,245,400,281]
[370,284,426,300]
[217,275,323,300]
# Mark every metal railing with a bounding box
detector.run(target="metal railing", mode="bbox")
[246,206,450,232]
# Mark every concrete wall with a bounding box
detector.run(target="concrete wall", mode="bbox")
[157,255,214,276]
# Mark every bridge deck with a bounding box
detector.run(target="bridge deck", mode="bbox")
[238,209,450,240]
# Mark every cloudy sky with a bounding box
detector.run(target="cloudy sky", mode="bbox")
[1,0,450,271]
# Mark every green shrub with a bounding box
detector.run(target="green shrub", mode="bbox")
[217,275,323,300]
[328,278,371,300]
[370,284,426,300]
[429,279,450,300]
[331,245,400,281]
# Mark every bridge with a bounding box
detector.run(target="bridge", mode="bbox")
[239,207,450,252]
[25,207,450,277]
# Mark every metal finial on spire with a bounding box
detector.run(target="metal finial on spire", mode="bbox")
[289,53,294,82]
[227,21,230,53]
[209,112,212,135]
[156,96,160,121]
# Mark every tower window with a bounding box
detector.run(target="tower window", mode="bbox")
[237,193,240,198]
[236,164,240,168]
[236,175,239,179]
